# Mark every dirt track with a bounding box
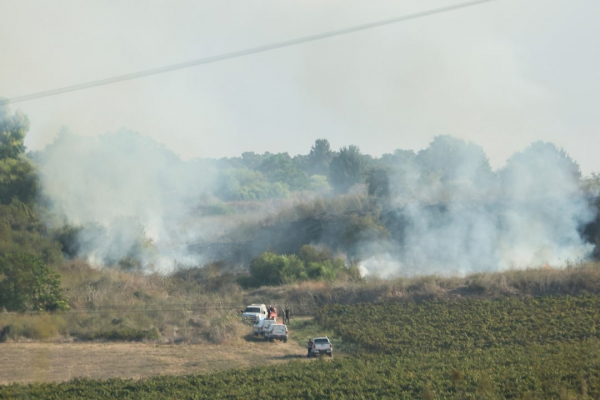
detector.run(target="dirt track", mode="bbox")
[0,338,307,384]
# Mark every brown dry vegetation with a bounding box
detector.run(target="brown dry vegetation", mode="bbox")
[0,339,308,384]
[246,261,600,314]
[1,260,600,344]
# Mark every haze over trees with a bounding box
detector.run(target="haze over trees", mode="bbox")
[0,102,599,313]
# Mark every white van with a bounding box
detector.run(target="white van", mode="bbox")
[264,324,288,342]
[253,319,278,336]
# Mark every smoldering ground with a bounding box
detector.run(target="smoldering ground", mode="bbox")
[35,132,597,276]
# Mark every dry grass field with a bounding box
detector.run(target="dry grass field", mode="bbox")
[0,338,308,385]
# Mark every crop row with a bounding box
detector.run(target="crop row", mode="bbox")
[1,339,598,399]
[316,295,600,353]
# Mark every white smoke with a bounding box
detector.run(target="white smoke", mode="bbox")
[36,130,596,277]
[37,129,218,271]
[359,139,596,278]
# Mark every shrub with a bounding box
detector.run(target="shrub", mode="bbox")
[80,327,159,341]
[243,246,355,288]
[0,253,69,311]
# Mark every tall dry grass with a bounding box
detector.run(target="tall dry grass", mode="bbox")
[244,262,600,315]
[2,260,599,342]
[0,260,247,344]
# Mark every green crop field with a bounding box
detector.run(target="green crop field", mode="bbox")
[2,295,600,399]
[315,295,600,353]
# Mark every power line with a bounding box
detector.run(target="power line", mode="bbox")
[1,0,497,106]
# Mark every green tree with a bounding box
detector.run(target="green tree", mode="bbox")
[248,252,306,286]
[378,149,415,169]
[0,253,68,311]
[217,169,290,201]
[258,153,310,191]
[416,135,493,186]
[298,244,332,264]
[308,139,334,176]
[0,104,37,205]
[240,152,265,170]
[0,103,28,159]
[328,145,365,192]
[366,167,391,201]
[0,201,63,265]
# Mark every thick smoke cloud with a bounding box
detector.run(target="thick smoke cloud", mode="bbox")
[37,129,218,271]
[37,131,596,277]
[359,138,596,277]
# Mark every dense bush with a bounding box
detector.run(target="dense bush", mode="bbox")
[0,253,68,311]
[240,245,357,288]
[79,327,159,342]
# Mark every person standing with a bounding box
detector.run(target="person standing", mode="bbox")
[284,308,290,323]
[307,338,313,357]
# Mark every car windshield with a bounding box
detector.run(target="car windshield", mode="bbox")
[314,338,329,343]
[244,307,261,313]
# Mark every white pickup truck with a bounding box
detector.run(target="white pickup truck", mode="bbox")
[307,337,333,357]
[253,319,277,336]
[242,304,268,324]
[264,324,288,342]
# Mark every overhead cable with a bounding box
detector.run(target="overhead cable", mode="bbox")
[1,0,497,106]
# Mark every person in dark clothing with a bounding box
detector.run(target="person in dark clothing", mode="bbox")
[284,308,290,323]
[307,338,313,357]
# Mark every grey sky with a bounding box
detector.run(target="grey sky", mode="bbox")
[1,0,599,174]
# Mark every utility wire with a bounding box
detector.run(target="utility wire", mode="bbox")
[1,0,497,106]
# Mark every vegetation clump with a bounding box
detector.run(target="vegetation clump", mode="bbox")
[238,245,360,288]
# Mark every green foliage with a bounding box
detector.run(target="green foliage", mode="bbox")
[328,145,366,192]
[416,135,493,186]
[0,201,63,265]
[378,149,415,169]
[79,327,159,341]
[0,253,68,311]
[196,203,236,216]
[242,245,351,288]
[0,104,38,205]
[52,224,82,258]
[307,139,334,176]
[258,153,311,191]
[0,156,38,205]
[246,252,305,286]
[307,174,330,192]
[0,104,28,159]
[217,168,290,201]
[366,167,391,200]
[339,214,389,248]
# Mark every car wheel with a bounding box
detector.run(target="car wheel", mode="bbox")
[328,353,332,357]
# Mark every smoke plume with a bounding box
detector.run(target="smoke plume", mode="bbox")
[36,131,596,277]
[358,138,596,277]
[37,129,218,271]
